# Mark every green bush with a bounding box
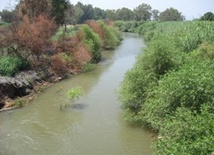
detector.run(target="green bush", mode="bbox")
[0,56,29,76]
[98,21,120,49]
[118,34,182,123]
[81,24,101,63]
[140,59,214,130]
[153,104,214,155]
[52,26,77,42]
[82,63,95,72]
[118,20,214,154]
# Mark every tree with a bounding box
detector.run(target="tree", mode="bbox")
[18,0,51,19]
[133,3,152,21]
[51,0,68,25]
[200,12,214,21]
[77,3,94,23]
[0,9,17,23]
[64,3,74,25]
[106,9,116,20]
[115,8,134,21]
[70,5,84,24]
[159,7,185,22]
[152,9,160,21]
[93,7,106,20]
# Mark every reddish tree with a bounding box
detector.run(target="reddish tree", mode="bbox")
[16,15,57,55]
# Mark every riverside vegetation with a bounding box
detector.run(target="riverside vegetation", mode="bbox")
[117,21,214,154]
[0,18,121,108]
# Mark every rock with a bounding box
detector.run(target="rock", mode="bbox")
[0,70,41,101]
[0,102,5,109]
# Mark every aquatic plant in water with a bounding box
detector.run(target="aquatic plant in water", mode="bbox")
[60,87,83,110]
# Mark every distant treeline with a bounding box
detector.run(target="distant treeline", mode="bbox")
[1,0,213,24]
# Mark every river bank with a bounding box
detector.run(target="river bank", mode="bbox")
[0,33,155,155]
[0,70,56,111]
[0,20,122,111]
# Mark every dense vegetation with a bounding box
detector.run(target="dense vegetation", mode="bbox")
[0,1,185,25]
[1,1,214,154]
[118,21,214,154]
[0,19,121,77]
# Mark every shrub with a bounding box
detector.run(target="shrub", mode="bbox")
[82,63,95,72]
[98,21,120,49]
[52,26,77,42]
[73,43,92,66]
[191,42,214,60]
[80,24,101,63]
[0,56,29,76]
[153,104,214,155]
[118,33,182,123]
[16,15,57,55]
[60,87,84,110]
[51,54,68,76]
[140,59,214,130]
[87,20,121,49]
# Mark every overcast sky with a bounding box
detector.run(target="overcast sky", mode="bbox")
[0,0,214,20]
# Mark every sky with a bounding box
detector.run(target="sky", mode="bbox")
[0,0,214,20]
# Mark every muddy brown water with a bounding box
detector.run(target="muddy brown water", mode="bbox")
[0,33,155,155]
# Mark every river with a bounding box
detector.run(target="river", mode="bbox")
[0,33,154,155]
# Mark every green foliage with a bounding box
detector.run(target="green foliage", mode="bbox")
[115,21,141,33]
[153,104,214,155]
[0,21,11,27]
[133,3,152,21]
[15,98,25,108]
[118,33,182,123]
[159,7,184,22]
[82,63,95,72]
[118,21,214,154]
[67,87,83,102]
[98,21,120,49]
[156,21,214,52]
[200,12,214,21]
[60,87,84,110]
[141,59,214,130]
[0,9,17,23]
[51,0,68,25]
[81,24,101,63]
[191,42,214,60]
[0,56,29,77]
[59,53,74,63]
[52,26,77,42]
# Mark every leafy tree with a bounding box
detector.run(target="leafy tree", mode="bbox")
[51,0,68,25]
[159,7,185,22]
[200,12,214,21]
[106,9,116,20]
[115,8,134,21]
[64,3,74,25]
[69,5,84,24]
[133,3,152,21]
[76,2,94,23]
[80,24,101,62]
[93,7,106,20]
[0,9,17,23]
[152,9,160,21]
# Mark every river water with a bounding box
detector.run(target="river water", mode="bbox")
[0,33,154,155]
